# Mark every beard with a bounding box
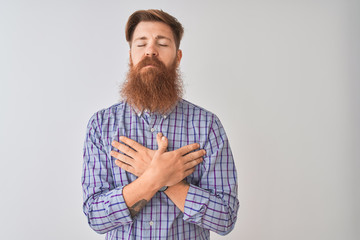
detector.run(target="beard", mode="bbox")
[120,56,183,114]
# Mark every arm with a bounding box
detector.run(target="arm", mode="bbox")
[111,134,205,213]
[182,115,239,236]
[82,116,204,234]
[110,116,239,235]
[124,133,205,214]
[163,180,190,212]
[81,114,133,234]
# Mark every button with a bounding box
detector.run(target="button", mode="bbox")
[163,115,167,119]
[150,128,155,132]
[149,221,154,226]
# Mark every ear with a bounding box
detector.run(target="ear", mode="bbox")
[176,49,182,66]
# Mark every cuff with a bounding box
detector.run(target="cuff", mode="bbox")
[183,184,211,223]
[103,186,133,224]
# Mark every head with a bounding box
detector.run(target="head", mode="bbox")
[121,9,185,114]
[125,9,184,51]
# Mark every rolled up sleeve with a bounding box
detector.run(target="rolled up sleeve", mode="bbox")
[183,114,239,235]
[81,113,133,234]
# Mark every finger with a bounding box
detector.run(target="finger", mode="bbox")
[177,143,200,156]
[112,140,138,158]
[116,142,137,158]
[110,151,134,165]
[156,132,168,153]
[183,149,206,162]
[114,160,137,176]
[185,157,203,170]
[119,136,146,152]
[183,167,196,178]
[111,140,122,150]
[156,132,163,146]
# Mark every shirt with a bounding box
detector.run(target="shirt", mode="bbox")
[81,99,239,239]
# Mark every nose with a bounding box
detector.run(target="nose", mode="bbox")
[145,44,158,57]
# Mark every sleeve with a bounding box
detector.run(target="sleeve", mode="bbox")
[183,114,239,235]
[81,113,133,234]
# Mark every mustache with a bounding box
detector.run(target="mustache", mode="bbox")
[136,56,165,70]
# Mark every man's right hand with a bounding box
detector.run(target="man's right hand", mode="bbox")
[147,133,206,188]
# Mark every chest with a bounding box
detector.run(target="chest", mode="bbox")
[103,112,209,188]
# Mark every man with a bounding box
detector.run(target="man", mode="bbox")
[82,9,239,239]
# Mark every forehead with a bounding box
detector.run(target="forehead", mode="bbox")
[132,21,174,41]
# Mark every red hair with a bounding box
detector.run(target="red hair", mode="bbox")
[125,9,184,50]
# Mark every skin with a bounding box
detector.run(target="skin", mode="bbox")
[115,133,205,217]
[130,21,182,69]
[114,21,204,217]
[111,136,204,179]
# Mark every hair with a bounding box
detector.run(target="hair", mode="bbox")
[125,9,184,50]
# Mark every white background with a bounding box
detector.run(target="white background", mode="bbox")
[0,0,359,239]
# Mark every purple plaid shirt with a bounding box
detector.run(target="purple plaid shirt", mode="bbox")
[82,99,239,239]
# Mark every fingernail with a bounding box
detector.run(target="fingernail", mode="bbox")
[161,136,166,141]
[119,136,124,141]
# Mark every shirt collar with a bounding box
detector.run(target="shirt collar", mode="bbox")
[129,100,181,119]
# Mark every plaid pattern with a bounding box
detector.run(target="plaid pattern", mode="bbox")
[82,99,239,239]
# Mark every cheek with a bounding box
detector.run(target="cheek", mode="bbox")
[131,55,141,66]
[160,52,176,65]
[130,50,142,65]
[165,56,178,68]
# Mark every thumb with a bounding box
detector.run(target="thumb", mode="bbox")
[156,132,168,153]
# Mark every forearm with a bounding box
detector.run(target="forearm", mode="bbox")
[84,172,162,233]
[122,170,161,217]
[164,180,190,212]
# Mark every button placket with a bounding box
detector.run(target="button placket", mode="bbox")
[148,114,159,134]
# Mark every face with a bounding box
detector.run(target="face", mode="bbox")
[130,21,182,69]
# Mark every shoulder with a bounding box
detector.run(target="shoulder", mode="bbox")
[177,99,221,125]
[89,101,127,120]
[86,101,129,128]
[178,99,211,113]
[95,101,126,117]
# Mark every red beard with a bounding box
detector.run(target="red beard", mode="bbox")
[120,56,183,114]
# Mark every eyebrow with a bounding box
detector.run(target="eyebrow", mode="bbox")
[133,35,172,42]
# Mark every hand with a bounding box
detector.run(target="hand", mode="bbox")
[148,133,206,187]
[111,136,155,177]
